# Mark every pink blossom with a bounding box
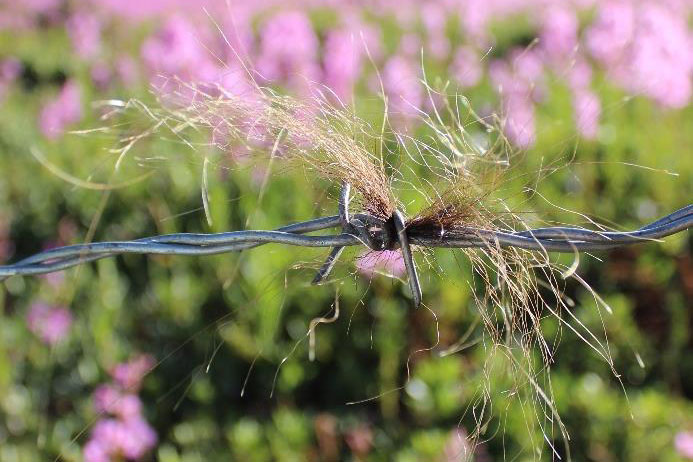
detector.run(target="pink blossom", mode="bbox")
[502,92,536,148]
[489,47,547,147]
[572,89,601,139]
[26,302,73,345]
[450,47,482,88]
[586,1,635,65]
[628,3,692,108]
[399,33,422,57]
[94,385,144,419]
[115,56,138,86]
[489,49,544,99]
[94,0,212,22]
[93,385,123,415]
[0,58,21,82]
[38,80,83,139]
[323,28,363,100]
[540,7,578,61]
[256,11,320,92]
[66,12,102,60]
[119,416,158,459]
[83,439,110,462]
[87,417,156,460]
[91,63,112,90]
[86,375,157,461]
[115,394,143,420]
[421,3,447,37]
[421,3,450,59]
[356,250,406,278]
[509,49,544,87]
[23,0,61,13]
[141,16,217,84]
[428,36,450,60]
[382,55,423,124]
[586,2,691,108]
[567,57,593,90]
[675,431,693,459]
[111,354,155,391]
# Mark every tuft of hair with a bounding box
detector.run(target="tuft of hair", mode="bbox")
[388,83,616,460]
[101,78,395,219]
[99,73,614,460]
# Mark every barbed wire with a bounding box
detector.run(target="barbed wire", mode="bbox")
[1,182,690,307]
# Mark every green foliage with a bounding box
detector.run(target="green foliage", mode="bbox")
[1,17,692,462]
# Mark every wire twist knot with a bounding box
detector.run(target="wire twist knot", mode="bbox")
[313,183,422,307]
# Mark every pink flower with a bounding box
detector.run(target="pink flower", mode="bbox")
[16,0,61,16]
[628,4,692,108]
[111,354,155,391]
[567,57,593,90]
[120,416,158,459]
[572,89,600,139]
[586,1,635,65]
[586,2,691,108]
[95,0,201,21]
[382,55,423,124]
[91,63,112,90]
[490,52,543,148]
[540,7,578,61]
[66,12,102,60]
[675,431,693,459]
[256,11,320,92]
[323,28,363,101]
[509,49,544,87]
[490,49,544,99]
[115,394,143,420]
[93,385,123,415]
[421,3,450,59]
[83,439,110,462]
[87,417,157,460]
[356,250,406,278]
[26,302,72,345]
[450,47,482,88]
[115,56,138,86]
[502,93,536,149]
[87,354,158,461]
[141,16,216,84]
[0,58,21,82]
[38,80,82,139]
[399,33,422,57]
[428,36,450,60]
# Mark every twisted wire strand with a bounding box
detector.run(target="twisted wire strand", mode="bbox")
[0,204,690,281]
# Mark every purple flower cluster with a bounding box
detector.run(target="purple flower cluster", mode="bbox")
[587,1,692,109]
[4,0,691,143]
[84,355,157,462]
[26,302,72,345]
[38,80,82,139]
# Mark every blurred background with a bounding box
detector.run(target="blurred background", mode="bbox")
[0,1,692,461]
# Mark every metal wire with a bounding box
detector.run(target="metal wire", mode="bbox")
[1,196,690,306]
